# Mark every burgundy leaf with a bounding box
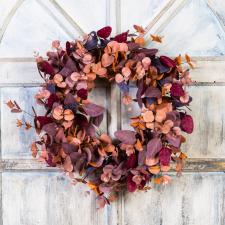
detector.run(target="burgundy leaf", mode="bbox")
[38,61,55,76]
[77,88,88,100]
[97,26,112,39]
[180,114,194,134]
[146,138,162,159]
[35,116,53,129]
[145,86,162,98]
[46,94,59,108]
[126,154,137,169]
[159,56,176,68]
[170,83,185,97]
[136,78,145,108]
[126,175,137,192]
[75,113,89,128]
[83,103,105,117]
[66,41,71,55]
[46,153,56,167]
[159,147,172,166]
[114,130,136,145]
[114,31,128,43]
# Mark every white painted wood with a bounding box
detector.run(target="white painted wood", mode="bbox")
[54,0,108,33]
[120,0,167,32]
[2,172,99,225]
[123,173,225,225]
[0,0,225,224]
[0,0,79,58]
[148,0,225,56]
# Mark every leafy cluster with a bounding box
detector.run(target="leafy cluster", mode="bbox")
[7,25,194,208]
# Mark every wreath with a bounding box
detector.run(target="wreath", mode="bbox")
[7,25,194,208]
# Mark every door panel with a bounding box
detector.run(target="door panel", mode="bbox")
[0,0,225,225]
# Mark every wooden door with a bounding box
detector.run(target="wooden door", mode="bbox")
[0,0,225,224]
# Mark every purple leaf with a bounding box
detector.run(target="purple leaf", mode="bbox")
[92,114,104,127]
[86,124,96,137]
[146,138,162,159]
[145,86,161,98]
[153,58,169,74]
[85,32,98,50]
[62,143,77,154]
[83,103,105,117]
[42,123,58,136]
[64,93,75,105]
[166,132,181,148]
[114,130,136,145]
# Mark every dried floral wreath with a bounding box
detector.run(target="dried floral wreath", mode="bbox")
[7,25,194,208]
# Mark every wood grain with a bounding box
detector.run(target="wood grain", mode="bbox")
[0,158,225,172]
[123,173,225,225]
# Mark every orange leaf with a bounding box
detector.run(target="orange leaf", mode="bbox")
[185,54,194,69]
[135,139,143,151]
[25,122,32,130]
[135,37,145,46]
[179,152,187,160]
[150,34,163,43]
[16,119,23,128]
[154,176,163,185]
[6,100,15,109]
[175,54,182,65]
[87,181,101,195]
[31,142,38,158]
[133,25,145,34]
[149,165,160,175]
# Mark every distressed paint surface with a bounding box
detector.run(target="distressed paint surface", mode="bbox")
[0,0,79,57]
[55,0,108,33]
[0,0,225,224]
[2,172,98,225]
[123,173,225,225]
[149,0,225,56]
[121,0,167,32]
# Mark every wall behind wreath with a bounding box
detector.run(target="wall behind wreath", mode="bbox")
[0,0,225,225]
